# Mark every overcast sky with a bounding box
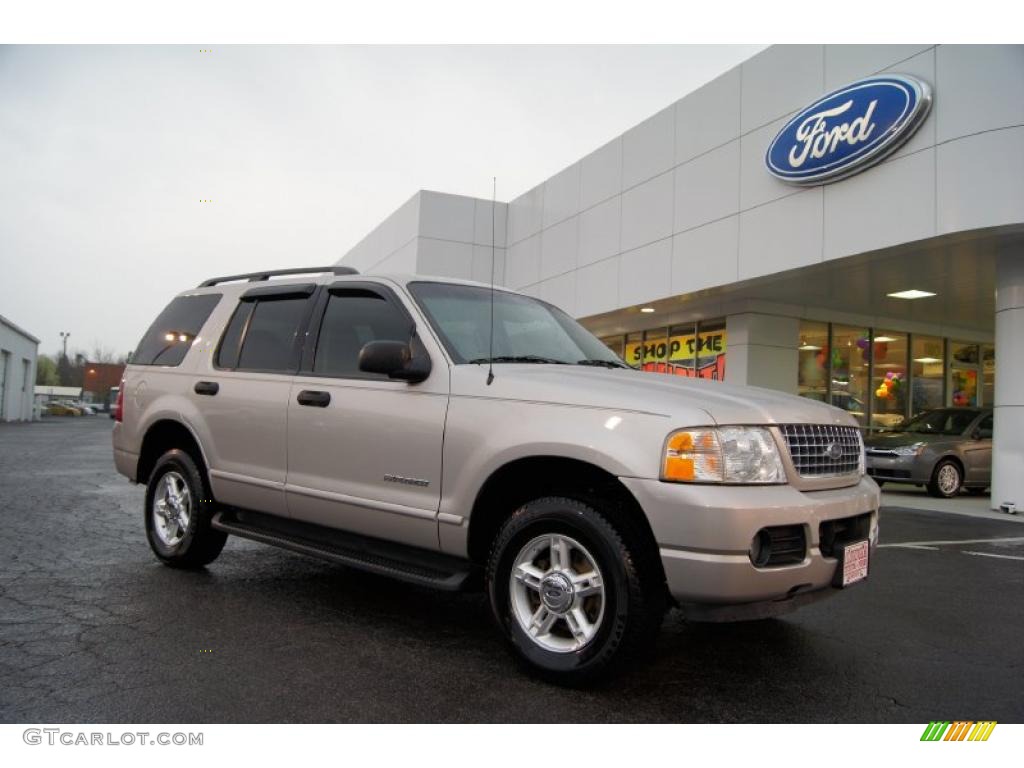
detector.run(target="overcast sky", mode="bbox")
[0,45,762,357]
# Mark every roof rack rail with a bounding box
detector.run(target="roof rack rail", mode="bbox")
[198,265,359,288]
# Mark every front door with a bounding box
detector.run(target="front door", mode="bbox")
[963,412,993,486]
[285,282,448,550]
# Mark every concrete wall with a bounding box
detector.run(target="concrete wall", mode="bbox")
[501,44,1024,316]
[340,46,1023,321]
[342,190,508,285]
[0,316,39,422]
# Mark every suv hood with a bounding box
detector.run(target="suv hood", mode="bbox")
[450,365,857,427]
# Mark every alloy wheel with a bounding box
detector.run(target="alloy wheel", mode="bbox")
[152,470,192,546]
[509,534,606,653]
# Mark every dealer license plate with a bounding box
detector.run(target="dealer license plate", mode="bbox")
[841,540,869,587]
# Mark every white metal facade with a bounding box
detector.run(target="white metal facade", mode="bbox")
[0,315,39,422]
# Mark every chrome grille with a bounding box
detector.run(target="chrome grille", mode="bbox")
[779,424,862,478]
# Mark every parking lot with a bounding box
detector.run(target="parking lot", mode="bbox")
[1,417,1021,723]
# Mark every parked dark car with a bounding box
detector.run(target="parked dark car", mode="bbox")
[865,408,992,498]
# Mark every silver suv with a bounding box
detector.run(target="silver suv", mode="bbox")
[113,266,880,683]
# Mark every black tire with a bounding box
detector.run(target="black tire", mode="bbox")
[144,448,227,568]
[486,496,665,686]
[926,458,963,499]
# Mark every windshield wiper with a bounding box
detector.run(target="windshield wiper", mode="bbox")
[576,358,630,369]
[468,355,568,365]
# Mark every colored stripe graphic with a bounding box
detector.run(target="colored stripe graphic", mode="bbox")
[920,721,996,741]
[945,722,972,741]
[969,722,997,741]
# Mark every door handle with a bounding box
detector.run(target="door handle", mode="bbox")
[194,381,219,396]
[297,390,331,407]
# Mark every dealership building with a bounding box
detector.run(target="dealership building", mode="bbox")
[338,44,1024,511]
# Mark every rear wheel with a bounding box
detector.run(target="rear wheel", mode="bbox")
[486,496,664,685]
[927,459,963,499]
[145,449,227,568]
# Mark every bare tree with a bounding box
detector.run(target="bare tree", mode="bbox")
[90,344,117,364]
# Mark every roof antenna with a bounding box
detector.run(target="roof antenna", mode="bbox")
[486,176,497,386]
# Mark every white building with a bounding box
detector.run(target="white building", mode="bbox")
[0,314,39,422]
[339,44,1024,511]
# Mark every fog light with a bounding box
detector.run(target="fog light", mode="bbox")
[749,530,771,567]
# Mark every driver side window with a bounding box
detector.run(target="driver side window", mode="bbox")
[977,414,993,439]
[313,288,412,378]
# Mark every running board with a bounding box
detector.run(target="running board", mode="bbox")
[211,509,477,591]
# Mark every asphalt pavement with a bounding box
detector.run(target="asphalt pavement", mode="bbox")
[1,417,1021,723]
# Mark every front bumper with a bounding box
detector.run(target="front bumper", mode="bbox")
[865,452,928,483]
[619,476,880,612]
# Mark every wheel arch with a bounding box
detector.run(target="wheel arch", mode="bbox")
[466,455,665,583]
[935,453,966,478]
[137,418,210,486]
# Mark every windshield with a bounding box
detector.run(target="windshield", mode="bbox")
[900,409,980,435]
[408,282,625,366]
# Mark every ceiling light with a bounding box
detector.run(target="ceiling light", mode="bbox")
[640,307,655,314]
[874,336,897,342]
[799,344,821,351]
[914,357,942,364]
[887,289,936,300]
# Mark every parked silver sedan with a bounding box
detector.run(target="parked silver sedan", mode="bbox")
[865,408,993,498]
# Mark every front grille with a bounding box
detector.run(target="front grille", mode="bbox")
[779,424,862,478]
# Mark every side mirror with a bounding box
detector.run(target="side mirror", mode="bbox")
[358,340,431,383]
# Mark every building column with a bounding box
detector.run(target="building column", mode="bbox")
[725,313,799,394]
[992,246,1024,512]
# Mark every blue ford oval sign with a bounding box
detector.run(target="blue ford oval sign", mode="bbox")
[765,75,932,185]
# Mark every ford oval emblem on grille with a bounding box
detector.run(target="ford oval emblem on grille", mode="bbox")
[765,74,932,185]
[825,442,843,461]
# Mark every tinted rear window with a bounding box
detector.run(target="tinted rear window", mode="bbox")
[133,294,222,366]
[235,297,310,372]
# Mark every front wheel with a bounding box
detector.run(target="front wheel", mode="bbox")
[145,449,227,568]
[486,496,664,685]
[927,459,963,499]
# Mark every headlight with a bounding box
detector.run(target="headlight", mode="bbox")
[662,427,786,484]
[891,442,925,456]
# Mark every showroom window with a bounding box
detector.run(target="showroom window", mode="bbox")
[870,330,907,429]
[798,320,829,401]
[982,344,995,407]
[611,319,726,379]
[950,341,980,407]
[798,321,994,432]
[910,335,944,415]
[829,325,871,428]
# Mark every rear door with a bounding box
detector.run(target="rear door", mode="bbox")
[285,281,449,550]
[193,283,318,516]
